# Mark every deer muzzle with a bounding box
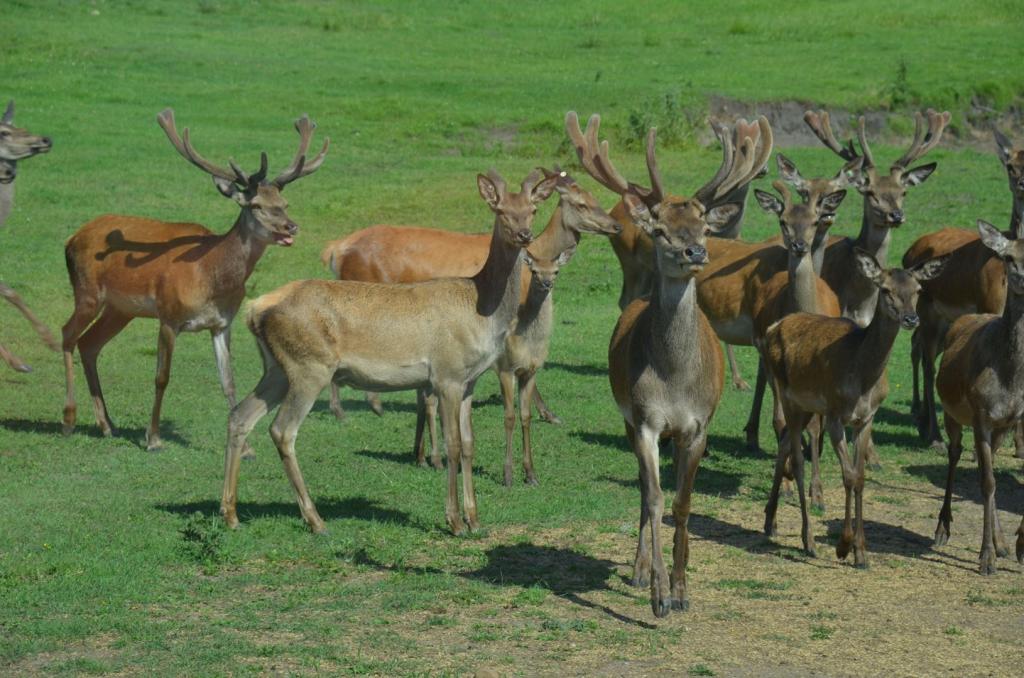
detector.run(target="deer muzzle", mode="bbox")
[900,313,920,329]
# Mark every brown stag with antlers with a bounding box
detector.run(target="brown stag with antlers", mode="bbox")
[61,109,327,450]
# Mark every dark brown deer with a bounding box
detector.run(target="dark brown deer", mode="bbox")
[934,220,1024,574]
[61,109,327,450]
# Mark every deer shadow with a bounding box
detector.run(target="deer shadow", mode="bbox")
[0,417,189,447]
[905,463,1024,514]
[545,361,607,377]
[96,229,221,267]
[157,495,429,531]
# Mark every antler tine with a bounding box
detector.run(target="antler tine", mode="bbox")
[855,116,875,170]
[273,114,330,188]
[771,179,793,207]
[707,116,773,201]
[803,110,858,162]
[748,116,774,183]
[644,128,665,204]
[564,111,630,196]
[694,120,735,205]
[892,108,950,170]
[157,109,240,183]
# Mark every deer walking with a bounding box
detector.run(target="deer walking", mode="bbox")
[61,109,327,450]
[221,170,559,535]
[0,100,57,373]
[578,112,769,617]
[762,250,947,565]
[934,220,1024,574]
[905,129,1024,454]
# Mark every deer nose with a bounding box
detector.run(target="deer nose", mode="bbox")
[515,229,533,245]
[901,313,920,329]
[888,209,904,224]
[286,221,299,235]
[792,240,808,256]
[684,245,708,264]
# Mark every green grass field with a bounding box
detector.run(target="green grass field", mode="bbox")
[2,1,1024,675]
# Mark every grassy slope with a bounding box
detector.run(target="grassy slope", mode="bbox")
[1,1,1023,675]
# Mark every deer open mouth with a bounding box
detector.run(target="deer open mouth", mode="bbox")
[273,233,295,247]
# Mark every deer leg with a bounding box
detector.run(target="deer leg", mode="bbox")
[269,375,328,534]
[425,391,441,469]
[742,358,768,452]
[498,369,517,487]
[670,430,705,611]
[826,416,856,563]
[624,421,650,588]
[909,327,922,420]
[808,415,825,512]
[78,308,132,437]
[0,282,59,352]
[788,410,816,557]
[990,428,1010,557]
[851,421,872,568]
[974,418,999,575]
[458,388,481,532]
[222,362,287,529]
[211,328,255,461]
[60,297,101,436]
[934,416,963,547]
[413,389,429,467]
[532,383,562,425]
[328,383,345,421]
[364,391,384,417]
[725,344,750,391]
[437,386,466,535]
[1014,421,1024,460]
[634,421,669,618]
[518,370,538,485]
[145,323,177,451]
[1016,514,1024,565]
[920,325,945,449]
[763,413,799,540]
[0,342,31,373]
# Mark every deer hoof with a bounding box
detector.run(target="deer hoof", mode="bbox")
[146,437,163,452]
[670,596,689,612]
[630,572,649,589]
[978,551,997,576]
[933,524,950,547]
[525,475,538,487]
[733,379,751,392]
[540,411,563,426]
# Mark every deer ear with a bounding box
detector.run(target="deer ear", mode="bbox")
[910,254,950,282]
[531,176,559,204]
[754,189,783,215]
[706,203,740,230]
[477,174,501,209]
[994,128,1013,165]
[776,153,805,189]
[901,162,937,187]
[624,194,655,235]
[853,247,885,285]
[213,176,246,203]
[977,219,1011,256]
[1,100,13,125]
[556,244,577,266]
[819,189,847,214]
[522,251,535,269]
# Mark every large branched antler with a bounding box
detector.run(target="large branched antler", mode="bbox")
[273,114,330,189]
[565,111,661,206]
[695,116,773,205]
[803,110,861,164]
[157,108,252,186]
[891,108,950,170]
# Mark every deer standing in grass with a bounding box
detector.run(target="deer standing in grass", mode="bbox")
[565,112,773,391]
[905,129,1024,454]
[61,109,327,450]
[321,168,620,431]
[0,100,57,373]
[579,114,768,617]
[221,170,559,535]
[934,220,1024,574]
[748,176,847,510]
[762,250,947,565]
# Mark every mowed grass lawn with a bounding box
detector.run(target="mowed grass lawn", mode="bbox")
[2,1,1024,675]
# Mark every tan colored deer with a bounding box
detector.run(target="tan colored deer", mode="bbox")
[762,250,947,565]
[748,178,846,510]
[934,220,1024,574]
[590,116,767,618]
[804,109,949,326]
[321,168,620,426]
[905,129,1024,454]
[565,111,772,391]
[221,169,559,535]
[0,100,57,373]
[61,109,327,450]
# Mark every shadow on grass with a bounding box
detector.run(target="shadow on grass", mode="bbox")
[905,463,1024,514]
[311,397,418,417]
[157,495,430,531]
[545,361,607,377]
[600,464,744,497]
[0,417,189,447]
[351,542,656,628]
[821,518,934,557]
[572,430,630,453]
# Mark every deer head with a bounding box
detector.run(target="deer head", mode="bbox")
[156,109,329,247]
[853,247,948,329]
[565,111,770,278]
[755,175,846,259]
[539,166,621,236]
[993,128,1024,198]
[477,169,558,248]
[0,101,52,162]
[804,109,949,227]
[523,245,576,292]
[978,219,1024,295]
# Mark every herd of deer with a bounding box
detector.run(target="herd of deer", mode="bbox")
[2,98,1022,618]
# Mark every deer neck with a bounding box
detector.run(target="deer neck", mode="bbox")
[531,203,580,257]
[473,218,524,319]
[0,181,12,227]
[1010,193,1024,239]
[788,252,819,314]
[650,273,700,370]
[854,207,891,264]
[1000,288,1024,369]
[518,283,553,331]
[227,210,272,280]
[810,230,830,275]
[856,298,900,386]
